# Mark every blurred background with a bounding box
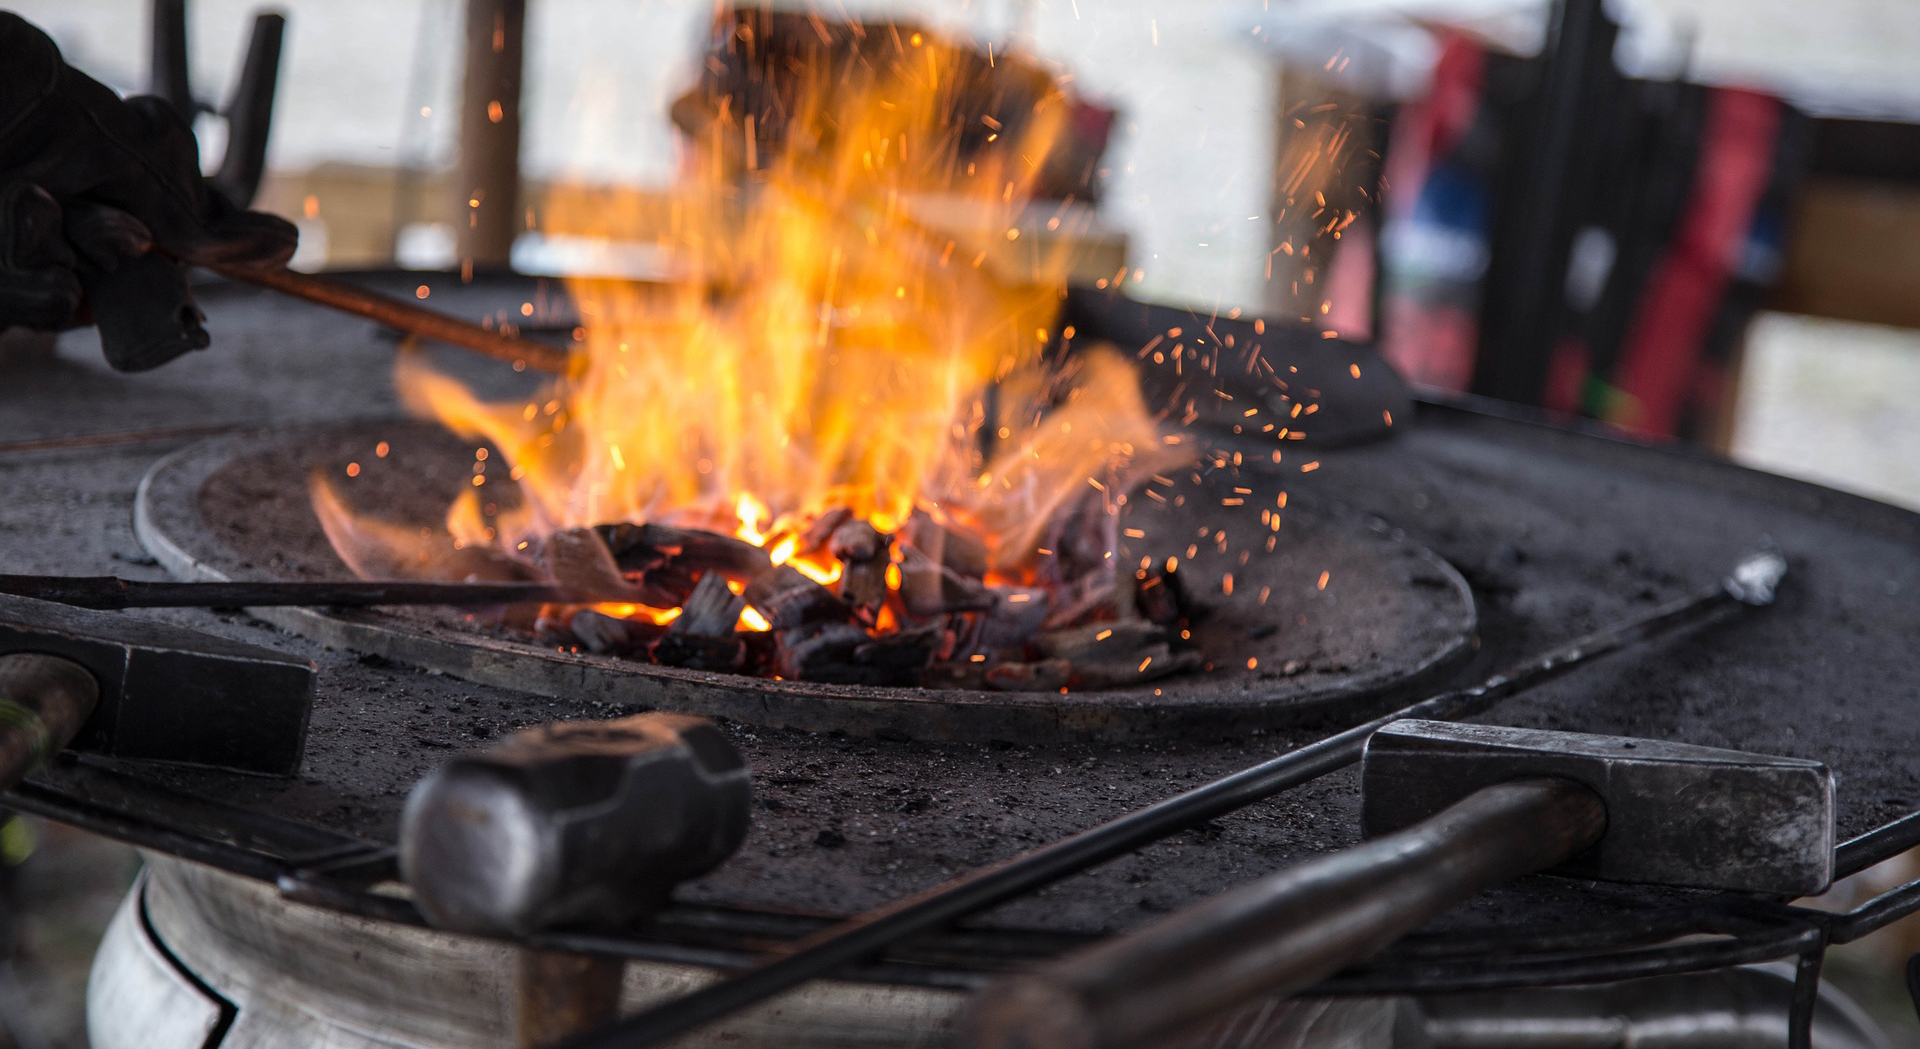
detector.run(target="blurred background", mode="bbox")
[3,0,1919,1044]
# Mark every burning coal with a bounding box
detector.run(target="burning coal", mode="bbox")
[314,16,1310,691]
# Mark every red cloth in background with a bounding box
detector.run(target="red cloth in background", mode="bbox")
[1372,33,1802,442]
[1611,89,1782,436]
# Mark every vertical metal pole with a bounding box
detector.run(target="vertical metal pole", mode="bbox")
[1787,944,1825,1049]
[1471,0,1615,405]
[149,0,195,116]
[210,12,286,208]
[457,0,526,272]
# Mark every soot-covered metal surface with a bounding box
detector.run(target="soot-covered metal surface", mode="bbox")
[133,420,1476,744]
[4,273,1919,960]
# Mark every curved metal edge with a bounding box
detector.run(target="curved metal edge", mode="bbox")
[133,853,969,1049]
[132,428,1480,745]
[1411,398,1920,544]
[86,869,230,1049]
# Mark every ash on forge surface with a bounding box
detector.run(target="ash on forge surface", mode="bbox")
[3,385,1914,943]
[13,277,1917,952]
[137,419,1476,744]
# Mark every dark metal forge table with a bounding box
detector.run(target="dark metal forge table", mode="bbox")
[3,273,1918,1047]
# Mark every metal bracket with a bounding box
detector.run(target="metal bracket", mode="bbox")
[147,0,285,206]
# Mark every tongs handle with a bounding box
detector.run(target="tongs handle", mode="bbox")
[211,264,571,373]
[964,778,1606,1049]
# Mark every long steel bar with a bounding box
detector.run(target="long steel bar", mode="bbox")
[0,423,254,456]
[558,550,1787,1049]
[1829,878,1920,944]
[1835,809,1920,877]
[213,264,569,372]
[0,574,590,610]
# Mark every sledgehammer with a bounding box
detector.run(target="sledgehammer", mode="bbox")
[0,592,313,792]
[399,712,752,937]
[965,720,1835,1049]
[399,713,753,1048]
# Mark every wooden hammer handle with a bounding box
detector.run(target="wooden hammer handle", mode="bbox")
[0,653,100,795]
[965,778,1607,1049]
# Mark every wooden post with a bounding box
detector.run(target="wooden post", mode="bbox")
[457,0,526,270]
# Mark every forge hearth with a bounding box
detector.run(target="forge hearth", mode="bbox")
[134,418,1476,743]
[11,272,1920,1049]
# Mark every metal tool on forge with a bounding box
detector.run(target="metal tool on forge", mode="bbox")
[0,592,313,791]
[965,719,1835,1049]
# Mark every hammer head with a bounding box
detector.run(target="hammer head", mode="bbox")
[399,712,752,936]
[1362,721,1834,895]
[0,592,313,775]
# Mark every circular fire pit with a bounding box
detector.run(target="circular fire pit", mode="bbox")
[134,419,1475,743]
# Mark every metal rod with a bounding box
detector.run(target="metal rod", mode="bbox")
[1311,921,1825,996]
[4,778,291,884]
[1831,876,1920,944]
[967,778,1608,1049]
[555,549,1787,1049]
[1835,809,1920,877]
[210,12,285,207]
[211,264,570,372]
[0,574,601,610]
[1361,903,1731,962]
[0,423,253,456]
[1471,0,1615,404]
[1788,947,1825,1049]
[148,0,195,116]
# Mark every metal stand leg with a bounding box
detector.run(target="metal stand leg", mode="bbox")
[1788,945,1826,1049]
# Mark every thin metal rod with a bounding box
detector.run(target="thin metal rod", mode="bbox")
[0,423,252,456]
[148,0,195,116]
[212,264,569,372]
[1788,947,1825,1049]
[1835,809,1920,877]
[1831,876,1920,944]
[966,778,1607,1049]
[1312,921,1825,996]
[556,550,1787,1049]
[0,574,594,610]
[4,779,291,884]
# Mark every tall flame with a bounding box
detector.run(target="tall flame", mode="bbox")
[334,23,1188,589]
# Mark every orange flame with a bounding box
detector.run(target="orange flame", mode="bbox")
[331,27,1191,602]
